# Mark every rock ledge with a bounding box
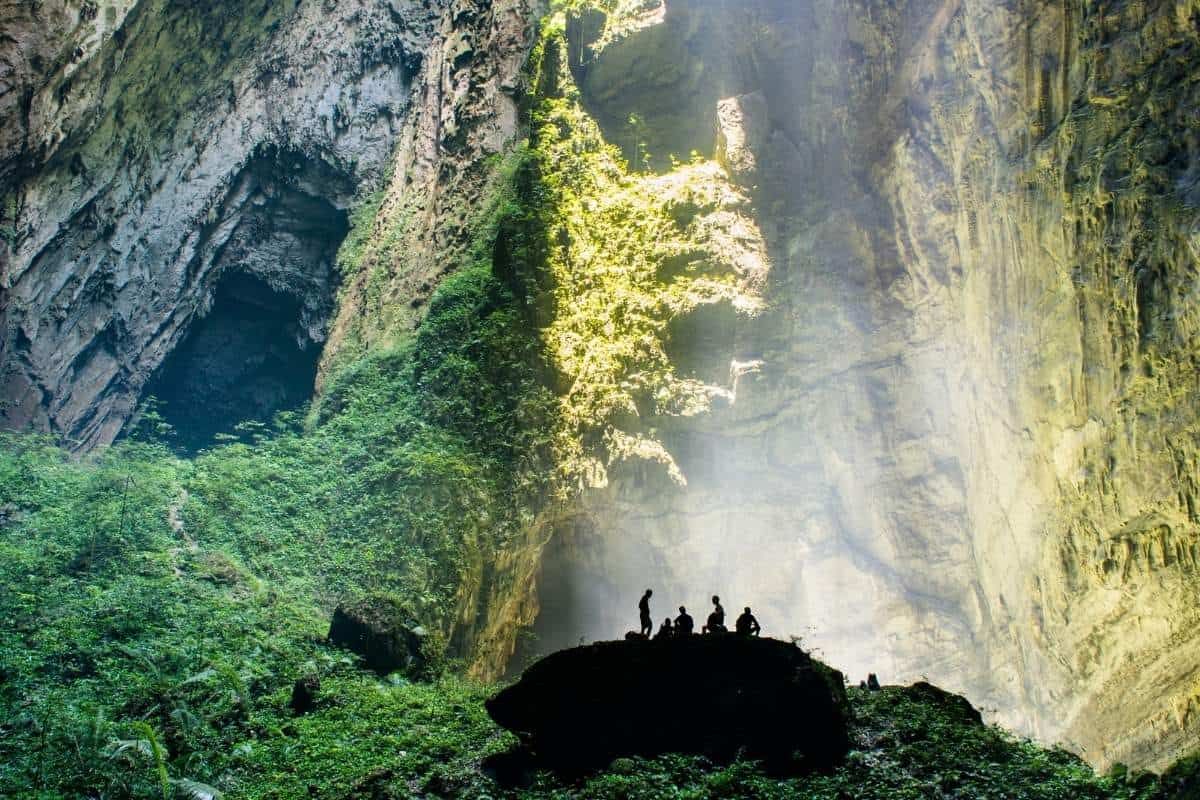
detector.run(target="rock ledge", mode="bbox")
[487,636,850,773]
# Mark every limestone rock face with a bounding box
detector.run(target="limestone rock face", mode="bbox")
[515,0,1200,772]
[0,0,440,448]
[321,0,541,365]
[0,0,140,187]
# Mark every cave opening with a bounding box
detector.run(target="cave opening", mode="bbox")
[143,272,326,451]
[137,145,354,451]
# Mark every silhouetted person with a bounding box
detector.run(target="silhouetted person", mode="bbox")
[654,617,673,640]
[867,673,881,691]
[675,606,694,636]
[735,607,760,636]
[639,589,653,637]
[702,595,726,634]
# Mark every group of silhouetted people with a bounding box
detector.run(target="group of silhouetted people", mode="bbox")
[638,589,761,640]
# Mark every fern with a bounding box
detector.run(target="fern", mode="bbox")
[105,736,153,761]
[114,644,162,681]
[105,722,169,800]
[131,722,170,800]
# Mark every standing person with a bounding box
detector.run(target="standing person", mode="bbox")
[735,606,760,636]
[639,589,654,637]
[703,595,726,634]
[675,605,694,636]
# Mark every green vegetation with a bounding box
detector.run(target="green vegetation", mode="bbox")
[0,135,558,796]
[0,480,1184,800]
[519,13,764,490]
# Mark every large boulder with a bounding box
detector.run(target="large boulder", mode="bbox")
[327,595,428,678]
[486,636,850,773]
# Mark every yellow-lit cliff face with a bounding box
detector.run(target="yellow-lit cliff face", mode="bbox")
[377,0,1197,772]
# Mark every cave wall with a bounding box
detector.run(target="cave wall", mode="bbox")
[502,0,1200,772]
[0,0,140,190]
[321,0,541,367]
[947,0,1200,770]
[318,0,549,679]
[0,0,439,448]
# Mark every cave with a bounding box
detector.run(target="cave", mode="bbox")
[143,273,325,451]
[138,146,354,451]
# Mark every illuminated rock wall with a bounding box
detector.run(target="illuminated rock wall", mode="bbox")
[515,0,1200,772]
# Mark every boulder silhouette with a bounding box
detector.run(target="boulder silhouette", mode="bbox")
[486,635,850,773]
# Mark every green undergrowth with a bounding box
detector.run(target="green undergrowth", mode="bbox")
[225,683,1200,799]
[1,495,1187,800]
[0,138,559,796]
[2,435,1192,797]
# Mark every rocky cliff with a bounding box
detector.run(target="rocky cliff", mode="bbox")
[0,0,439,448]
[494,0,1200,773]
[2,0,1199,775]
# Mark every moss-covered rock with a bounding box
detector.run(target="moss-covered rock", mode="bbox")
[328,594,429,678]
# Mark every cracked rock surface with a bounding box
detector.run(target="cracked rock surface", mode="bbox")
[1,0,439,448]
[515,0,1200,773]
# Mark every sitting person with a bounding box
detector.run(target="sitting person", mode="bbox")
[735,606,761,636]
[674,606,694,636]
[702,595,726,634]
[653,617,673,640]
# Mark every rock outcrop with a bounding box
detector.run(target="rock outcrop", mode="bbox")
[0,0,440,448]
[487,636,850,773]
[328,594,429,677]
[900,681,984,727]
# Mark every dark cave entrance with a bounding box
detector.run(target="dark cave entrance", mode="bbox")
[144,273,325,451]
[138,145,354,451]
